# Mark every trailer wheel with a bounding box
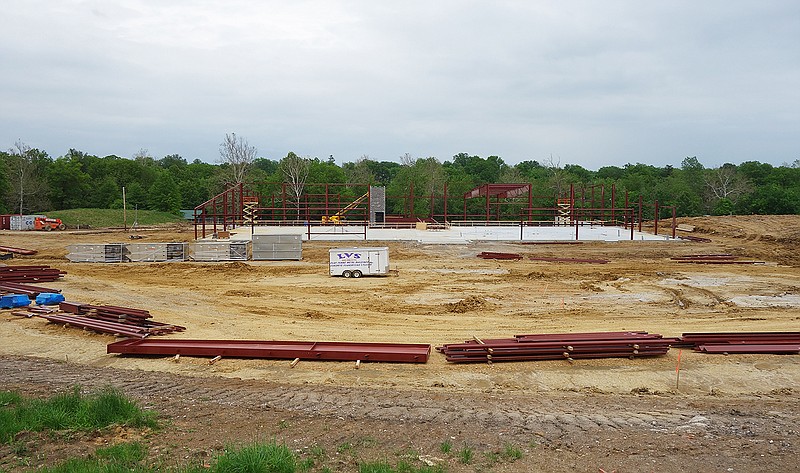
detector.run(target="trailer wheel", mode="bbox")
[44,225,52,231]
[352,270,362,278]
[57,224,66,231]
[343,270,352,278]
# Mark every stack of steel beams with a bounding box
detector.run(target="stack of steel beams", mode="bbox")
[108,339,431,363]
[0,265,66,283]
[0,281,61,297]
[671,255,764,264]
[39,313,154,338]
[680,332,800,354]
[528,256,610,264]
[477,251,522,260]
[437,331,677,363]
[56,302,185,335]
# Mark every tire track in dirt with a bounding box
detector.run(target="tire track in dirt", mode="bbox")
[5,355,795,442]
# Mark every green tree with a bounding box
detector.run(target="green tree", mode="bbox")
[3,141,51,213]
[47,156,92,209]
[147,172,181,213]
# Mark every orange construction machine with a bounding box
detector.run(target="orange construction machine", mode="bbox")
[34,217,66,231]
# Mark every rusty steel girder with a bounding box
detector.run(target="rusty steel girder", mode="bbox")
[108,339,431,363]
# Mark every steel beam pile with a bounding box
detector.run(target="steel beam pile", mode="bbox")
[0,246,38,256]
[680,332,800,355]
[107,339,432,363]
[39,313,154,338]
[671,255,764,264]
[0,281,61,297]
[58,302,186,334]
[477,251,522,260]
[437,331,677,363]
[528,256,610,264]
[0,265,66,283]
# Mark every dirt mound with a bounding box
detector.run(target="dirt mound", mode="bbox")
[445,295,489,313]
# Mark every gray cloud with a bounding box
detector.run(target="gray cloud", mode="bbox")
[1,0,798,168]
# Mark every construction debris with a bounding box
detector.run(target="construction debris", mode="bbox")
[677,235,712,243]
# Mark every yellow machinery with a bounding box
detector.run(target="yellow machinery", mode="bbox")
[322,192,369,224]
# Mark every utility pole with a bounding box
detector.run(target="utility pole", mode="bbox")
[123,187,127,231]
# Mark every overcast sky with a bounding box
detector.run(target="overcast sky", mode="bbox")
[2,1,798,169]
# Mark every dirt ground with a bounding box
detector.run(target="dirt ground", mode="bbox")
[1,215,799,472]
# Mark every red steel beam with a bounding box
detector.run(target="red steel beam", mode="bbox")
[515,331,655,341]
[675,260,765,265]
[39,314,150,338]
[529,257,610,264]
[698,344,800,354]
[0,246,38,255]
[107,339,431,363]
[0,282,61,293]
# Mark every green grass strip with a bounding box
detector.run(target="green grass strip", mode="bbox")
[0,387,157,444]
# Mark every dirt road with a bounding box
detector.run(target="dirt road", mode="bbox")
[1,215,799,471]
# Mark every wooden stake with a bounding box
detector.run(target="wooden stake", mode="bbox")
[675,349,682,390]
[290,358,300,368]
[473,335,493,365]
[209,355,222,364]
[355,360,361,370]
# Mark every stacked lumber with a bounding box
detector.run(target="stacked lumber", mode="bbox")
[0,265,66,283]
[437,331,677,363]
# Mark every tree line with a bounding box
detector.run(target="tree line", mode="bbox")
[1,137,799,218]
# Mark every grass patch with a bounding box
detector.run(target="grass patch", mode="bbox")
[48,208,185,229]
[0,387,157,444]
[502,443,523,460]
[439,439,452,454]
[37,442,152,473]
[0,391,22,407]
[359,460,446,473]
[209,441,297,473]
[457,445,474,464]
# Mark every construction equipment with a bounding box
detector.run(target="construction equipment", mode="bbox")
[33,217,65,231]
[322,192,369,224]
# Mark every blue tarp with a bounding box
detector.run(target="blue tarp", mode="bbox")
[0,294,31,309]
[35,293,65,306]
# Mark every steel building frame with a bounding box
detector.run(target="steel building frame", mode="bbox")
[193,181,677,239]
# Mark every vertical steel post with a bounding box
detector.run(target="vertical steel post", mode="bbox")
[570,184,575,224]
[611,184,616,225]
[600,185,605,223]
[654,200,659,237]
[638,195,643,232]
[485,186,490,221]
[672,206,677,239]
[443,183,448,222]
[528,184,533,221]
[409,182,414,218]
[630,209,634,240]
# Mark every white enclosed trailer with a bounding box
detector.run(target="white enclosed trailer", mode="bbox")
[329,247,389,278]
